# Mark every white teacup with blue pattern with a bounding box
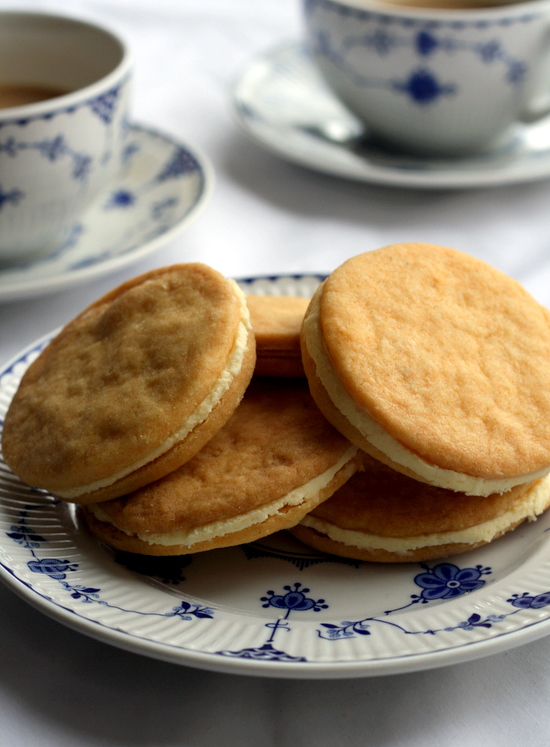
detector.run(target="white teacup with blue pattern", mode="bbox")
[0,12,132,263]
[302,0,550,155]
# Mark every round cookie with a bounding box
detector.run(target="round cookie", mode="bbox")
[247,295,309,377]
[83,378,360,555]
[290,453,550,562]
[301,243,550,496]
[2,264,255,504]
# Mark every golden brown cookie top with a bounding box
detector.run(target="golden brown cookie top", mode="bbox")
[93,377,357,539]
[317,243,550,481]
[247,295,308,377]
[247,295,309,351]
[2,264,251,495]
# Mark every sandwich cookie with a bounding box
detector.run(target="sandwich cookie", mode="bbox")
[301,243,550,496]
[247,295,309,377]
[291,454,550,562]
[83,378,360,555]
[2,264,255,504]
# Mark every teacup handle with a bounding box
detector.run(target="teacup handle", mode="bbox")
[520,24,550,123]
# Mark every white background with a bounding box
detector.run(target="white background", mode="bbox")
[2,0,550,744]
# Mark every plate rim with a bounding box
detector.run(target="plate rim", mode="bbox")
[3,552,550,679]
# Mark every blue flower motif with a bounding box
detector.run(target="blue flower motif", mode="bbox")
[36,135,67,161]
[450,613,494,631]
[156,147,200,182]
[69,585,101,602]
[478,39,502,63]
[508,592,550,609]
[105,189,136,209]
[0,184,24,210]
[261,582,328,613]
[319,619,371,639]
[7,524,45,548]
[416,31,439,57]
[369,28,397,56]
[88,86,122,124]
[168,601,214,620]
[217,643,306,663]
[27,557,78,580]
[414,563,489,601]
[507,60,527,85]
[0,137,18,156]
[122,142,140,164]
[151,197,178,220]
[72,154,92,181]
[394,69,456,104]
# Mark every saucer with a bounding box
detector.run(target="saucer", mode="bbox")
[232,42,550,189]
[0,123,213,303]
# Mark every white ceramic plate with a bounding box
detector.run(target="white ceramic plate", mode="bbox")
[0,123,213,303]
[2,274,550,679]
[233,43,550,189]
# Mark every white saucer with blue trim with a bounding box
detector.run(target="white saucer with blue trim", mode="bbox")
[3,274,550,678]
[0,123,213,303]
[232,42,550,189]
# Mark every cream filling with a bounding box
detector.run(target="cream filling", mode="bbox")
[303,294,550,497]
[300,474,550,554]
[88,444,358,546]
[59,282,251,499]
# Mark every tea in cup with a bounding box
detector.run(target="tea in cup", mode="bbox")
[0,11,132,264]
[302,0,550,155]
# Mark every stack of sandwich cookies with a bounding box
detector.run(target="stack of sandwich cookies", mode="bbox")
[296,243,550,561]
[2,264,256,504]
[291,454,550,562]
[247,295,309,377]
[301,244,550,496]
[5,248,550,565]
[83,378,360,555]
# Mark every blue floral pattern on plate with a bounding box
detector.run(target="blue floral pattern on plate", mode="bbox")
[2,275,550,678]
[0,123,212,303]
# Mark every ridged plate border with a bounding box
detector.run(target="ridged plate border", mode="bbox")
[2,274,550,679]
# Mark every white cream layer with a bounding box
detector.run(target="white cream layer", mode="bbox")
[60,281,252,499]
[304,293,550,497]
[300,474,550,554]
[88,444,358,546]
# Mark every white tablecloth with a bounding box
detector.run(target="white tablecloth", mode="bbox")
[2,1,550,744]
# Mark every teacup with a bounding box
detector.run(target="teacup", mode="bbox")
[302,0,550,156]
[0,11,131,264]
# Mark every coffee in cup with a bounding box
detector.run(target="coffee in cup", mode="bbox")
[0,84,69,109]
